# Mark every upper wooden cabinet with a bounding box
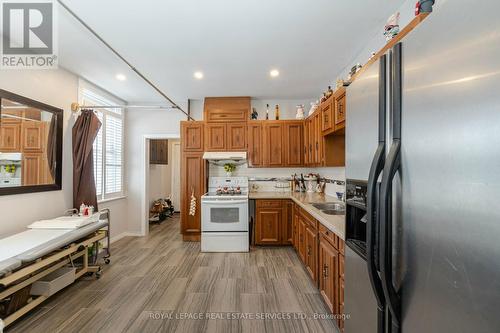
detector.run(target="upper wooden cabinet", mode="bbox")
[150,139,169,165]
[0,123,21,152]
[227,122,247,150]
[205,123,226,151]
[263,122,284,166]
[283,121,304,167]
[334,88,346,132]
[321,95,335,135]
[181,121,204,152]
[205,122,247,151]
[22,122,44,152]
[248,122,263,167]
[204,97,250,123]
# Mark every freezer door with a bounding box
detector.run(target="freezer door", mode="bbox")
[344,245,378,333]
[346,59,380,181]
[400,1,500,332]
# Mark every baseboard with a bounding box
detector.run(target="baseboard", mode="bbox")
[110,232,143,243]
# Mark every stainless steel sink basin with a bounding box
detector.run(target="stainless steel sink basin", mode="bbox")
[312,202,345,211]
[321,209,345,215]
[311,202,345,215]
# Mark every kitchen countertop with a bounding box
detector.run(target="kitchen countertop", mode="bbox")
[249,191,345,240]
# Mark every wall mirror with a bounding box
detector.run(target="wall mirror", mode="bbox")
[0,89,63,195]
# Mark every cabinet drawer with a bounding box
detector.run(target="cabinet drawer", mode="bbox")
[319,224,338,249]
[256,199,282,208]
[300,210,318,231]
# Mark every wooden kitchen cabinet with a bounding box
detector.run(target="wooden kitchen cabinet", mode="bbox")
[283,121,303,167]
[255,204,282,245]
[227,122,247,150]
[22,122,43,152]
[263,122,284,166]
[180,152,205,241]
[321,95,334,134]
[305,221,318,284]
[247,122,263,167]
[319,234,339,314]
[282,200,294,245]
[334,88,346,132]
[338,277,345,331]
[150,139,169,164]
[298,214,307,262]
[205,123,226,151]
[0,123,21,152]
[22,153,42,186]
[181,121,204,152]
[204,97,250,123]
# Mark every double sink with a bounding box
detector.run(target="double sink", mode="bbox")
[311,202,346,215]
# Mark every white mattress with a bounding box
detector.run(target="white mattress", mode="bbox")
[0,229,70,262]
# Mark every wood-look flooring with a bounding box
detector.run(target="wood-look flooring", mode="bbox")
[7,215,339,333]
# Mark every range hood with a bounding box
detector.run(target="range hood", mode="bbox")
[203,151,247,165]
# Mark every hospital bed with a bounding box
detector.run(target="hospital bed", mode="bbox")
[0,209,111,329]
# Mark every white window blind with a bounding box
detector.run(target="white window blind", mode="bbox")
[81,88,124,201]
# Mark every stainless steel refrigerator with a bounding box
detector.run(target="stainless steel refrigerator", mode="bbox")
[344,1,500,332]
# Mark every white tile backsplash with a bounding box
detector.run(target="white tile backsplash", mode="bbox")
[208,163,345,197]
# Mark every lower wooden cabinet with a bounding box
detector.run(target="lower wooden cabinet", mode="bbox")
[255,207,282,245]
[255,199,293,245]
[180,152,205,241]
[319,235,339,313]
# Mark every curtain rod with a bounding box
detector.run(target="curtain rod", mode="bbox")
[70,102,178,112]
[57,0,194,121]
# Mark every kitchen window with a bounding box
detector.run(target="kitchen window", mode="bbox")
[80,83,125,202]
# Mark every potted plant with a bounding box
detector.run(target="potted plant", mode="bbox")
[223,163,236,177]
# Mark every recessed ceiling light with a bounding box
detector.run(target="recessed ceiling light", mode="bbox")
[116,74,126,81]
[194,71,204,79]
[270,69,280,78]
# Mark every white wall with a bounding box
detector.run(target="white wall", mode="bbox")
[148,139,180,205]
[0,69,128,240]
[125,108,186,234]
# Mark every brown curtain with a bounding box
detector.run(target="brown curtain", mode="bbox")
[46,114,57,179]
[72,109,101,210]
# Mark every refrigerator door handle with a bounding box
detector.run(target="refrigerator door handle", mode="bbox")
[367,142,386,333]
[380,139,402,330]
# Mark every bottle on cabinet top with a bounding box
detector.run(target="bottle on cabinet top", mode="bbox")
[275,104,280,120]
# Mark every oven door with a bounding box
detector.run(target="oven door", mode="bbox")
[202,199,249,232]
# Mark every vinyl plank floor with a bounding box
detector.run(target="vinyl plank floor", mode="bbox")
[7,214,339,333]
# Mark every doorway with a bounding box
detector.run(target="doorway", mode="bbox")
[142,134,180,235]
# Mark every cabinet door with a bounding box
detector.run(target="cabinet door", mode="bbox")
[181,121,204,152]
[22,153,42,186]
[284,122,303,167]
[204,97,250,123]
[308,117,316,165]
[314,112,323,165]
[255,208,282,245]
[321,98,334,133]
[150,139,168,164]
[0,123,21,152]
[319,237,339,314]
[335,90,346,131]
[305,225,318,284]
[282,200,294,245]
[293,207,299,249]
[264,122,284,166]
[181,152,205,239]
[338,277,345,331]
[227,122,247,151]
[248,122,262,167]
[298,216,307,262]
[205,123,226,151]
[22,122,43,152]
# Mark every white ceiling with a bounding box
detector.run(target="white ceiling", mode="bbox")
[58,0,406,104]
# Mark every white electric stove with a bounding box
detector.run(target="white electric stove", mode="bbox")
[201,177,249,252]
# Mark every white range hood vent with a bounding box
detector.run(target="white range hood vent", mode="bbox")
[203,151,247,165]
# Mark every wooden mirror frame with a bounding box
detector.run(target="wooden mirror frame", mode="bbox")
[0,89,63,196]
